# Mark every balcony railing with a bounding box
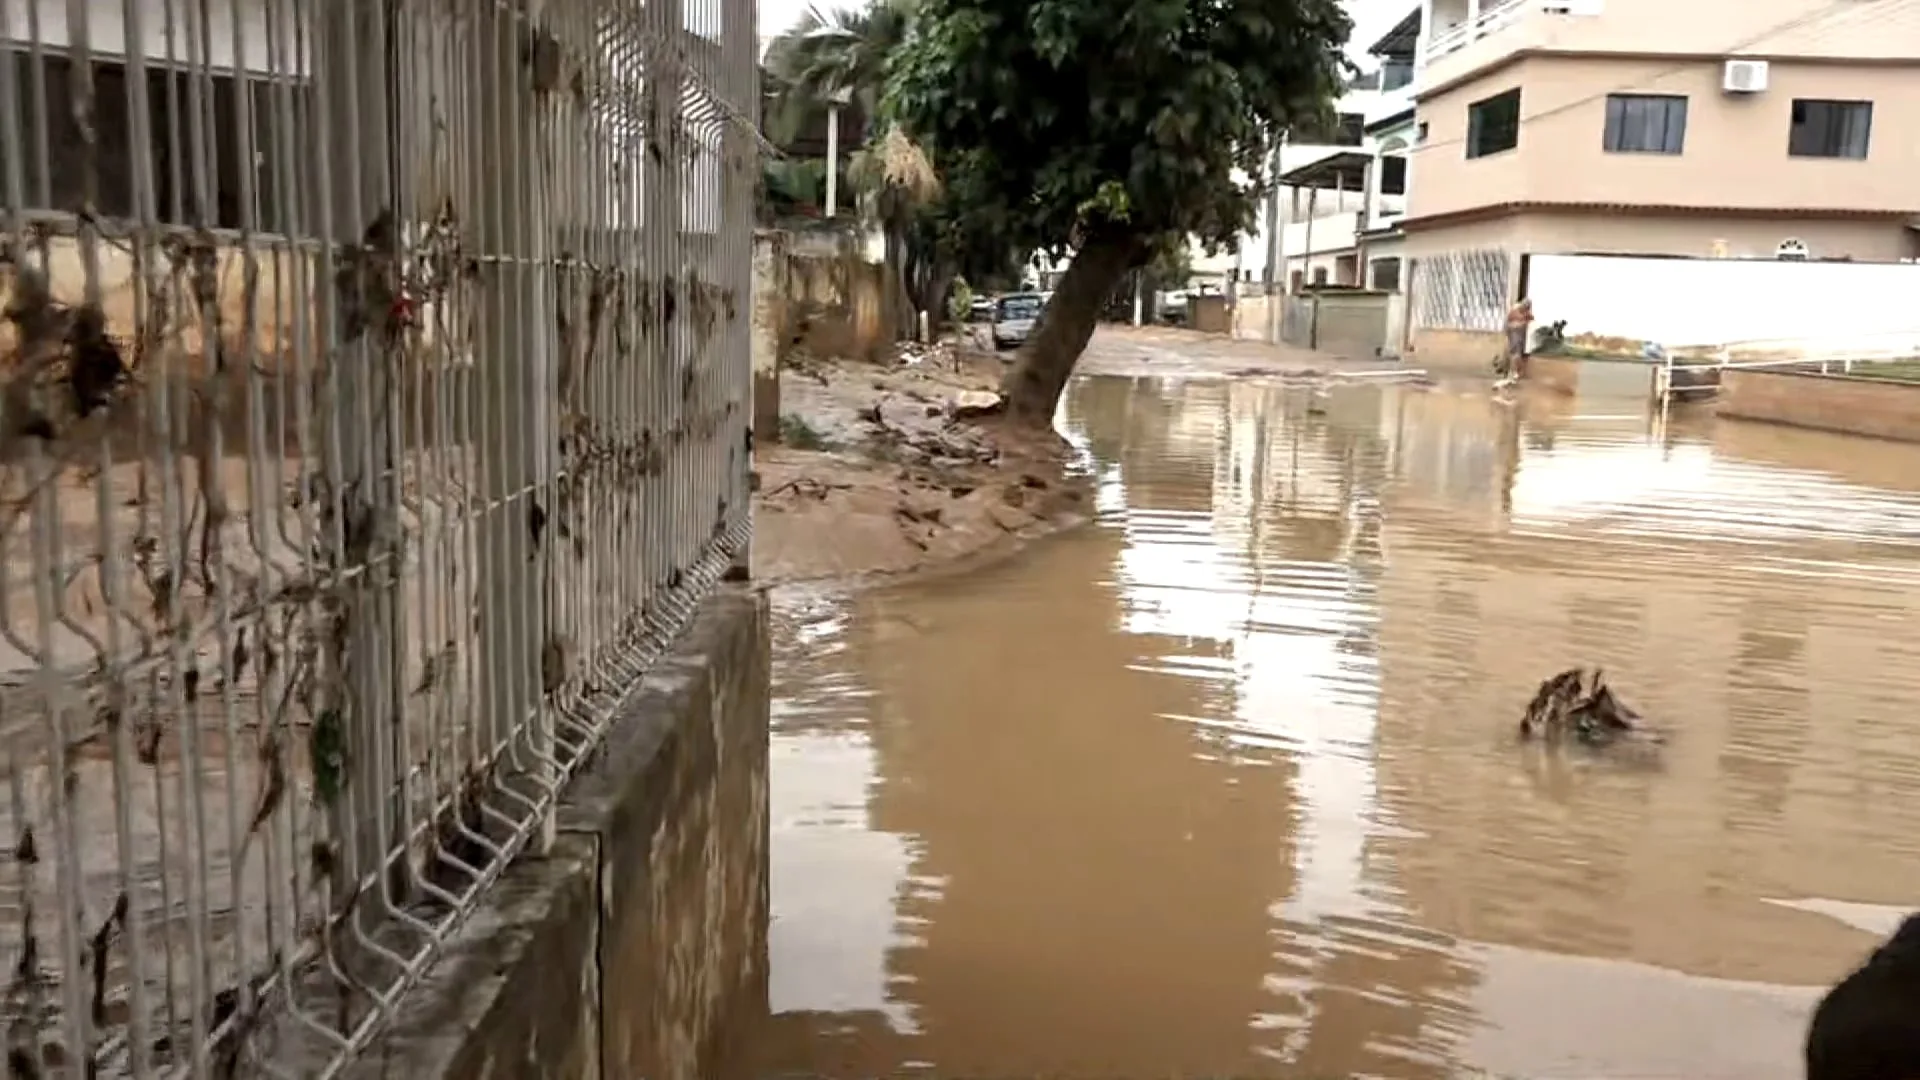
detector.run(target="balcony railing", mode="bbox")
[1424,0,1530,61]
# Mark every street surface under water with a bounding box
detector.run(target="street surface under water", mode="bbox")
[760,372,1920,1080]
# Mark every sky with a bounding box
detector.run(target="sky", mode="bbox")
[758,0,1413,67]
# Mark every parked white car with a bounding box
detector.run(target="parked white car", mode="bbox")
[992,292,1046,350]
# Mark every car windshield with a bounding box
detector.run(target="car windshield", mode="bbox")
[998,296,1041,319]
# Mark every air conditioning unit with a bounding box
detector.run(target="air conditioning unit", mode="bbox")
[1723,59,1770,93]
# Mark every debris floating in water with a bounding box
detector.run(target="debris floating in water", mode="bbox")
[1519,667,1660,747]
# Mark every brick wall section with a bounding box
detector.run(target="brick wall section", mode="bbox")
[1720,370,1920,442]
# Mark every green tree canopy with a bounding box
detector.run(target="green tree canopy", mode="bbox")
[887,0,1351,421]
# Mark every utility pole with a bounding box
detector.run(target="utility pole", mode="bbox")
[1263,135,1284,286]
[824,103,839,217]
[1264,131,1287,342]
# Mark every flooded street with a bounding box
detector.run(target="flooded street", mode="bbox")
[760,368,1920,1079]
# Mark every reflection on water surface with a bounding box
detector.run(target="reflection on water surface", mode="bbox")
[763,375,1920,1079]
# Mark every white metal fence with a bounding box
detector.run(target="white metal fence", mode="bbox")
[0,0,758,1073]
[1409,248,1509,333]
[1657,349,1920,403]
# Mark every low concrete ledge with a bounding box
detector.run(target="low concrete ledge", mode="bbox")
[1528,353,1580,394]
[351,588,771,1080]
[1720,369,1920,442]
[1525,353,1661,398]
[1409,328,1503,374]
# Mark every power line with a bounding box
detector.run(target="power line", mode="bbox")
[1408,0,1919,159]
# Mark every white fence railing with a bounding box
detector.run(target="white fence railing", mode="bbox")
[1657,348,1920,402]
[1424,0,1534,60]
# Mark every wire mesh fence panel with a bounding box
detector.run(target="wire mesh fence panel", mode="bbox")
[1409,248,1509,332]
[0,0,757,1073]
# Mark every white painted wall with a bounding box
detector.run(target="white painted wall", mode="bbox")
[1527,254,1920,355]
[1283,210,1360,258]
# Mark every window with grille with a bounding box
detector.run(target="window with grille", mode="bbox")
[1466,88,1520,159]
[1789,99,1872,159]
[1603,94,1687,154]
[1411,249,1509,331]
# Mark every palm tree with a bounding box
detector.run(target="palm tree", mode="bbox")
[766,0,942,338]
[763,2,909,147]
[849,124,944,335]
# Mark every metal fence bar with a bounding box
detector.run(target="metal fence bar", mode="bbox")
[0,0,757,1071]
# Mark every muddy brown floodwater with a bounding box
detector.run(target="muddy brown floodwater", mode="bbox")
[759,371,1920,1080]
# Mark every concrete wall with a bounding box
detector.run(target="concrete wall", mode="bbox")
[1268,290,1394,358]
[1528,354,1582,394]
[1402,209,1913,264]
[357,589,771,1080]
[1189,295,1233,334]
[1382,291,1410,358]
[1528,253,1920,356]
[1526,353,1660,398]
[1232,293,1274,342]
[1409,327,1506,373]
[1720,369,1920,442]
[1312,291,1392,360]
[752,230,787,443]
[1278,295,1315,348]
[781,228,890,361]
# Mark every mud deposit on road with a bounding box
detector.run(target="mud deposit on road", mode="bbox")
[751,342,1087,586]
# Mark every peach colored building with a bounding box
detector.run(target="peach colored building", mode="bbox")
[1399,0,1920,370]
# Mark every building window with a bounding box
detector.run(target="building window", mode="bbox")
[1311,266,1329,285]
[0,50,315,232]
[1466,88,1521,159]
[1603,93,1687,154]
[1789,99,1872,159]
[1371,257,1402,292]
[1380,155,1408,195]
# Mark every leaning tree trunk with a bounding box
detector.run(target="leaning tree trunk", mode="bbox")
[1002,231,1143,425]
